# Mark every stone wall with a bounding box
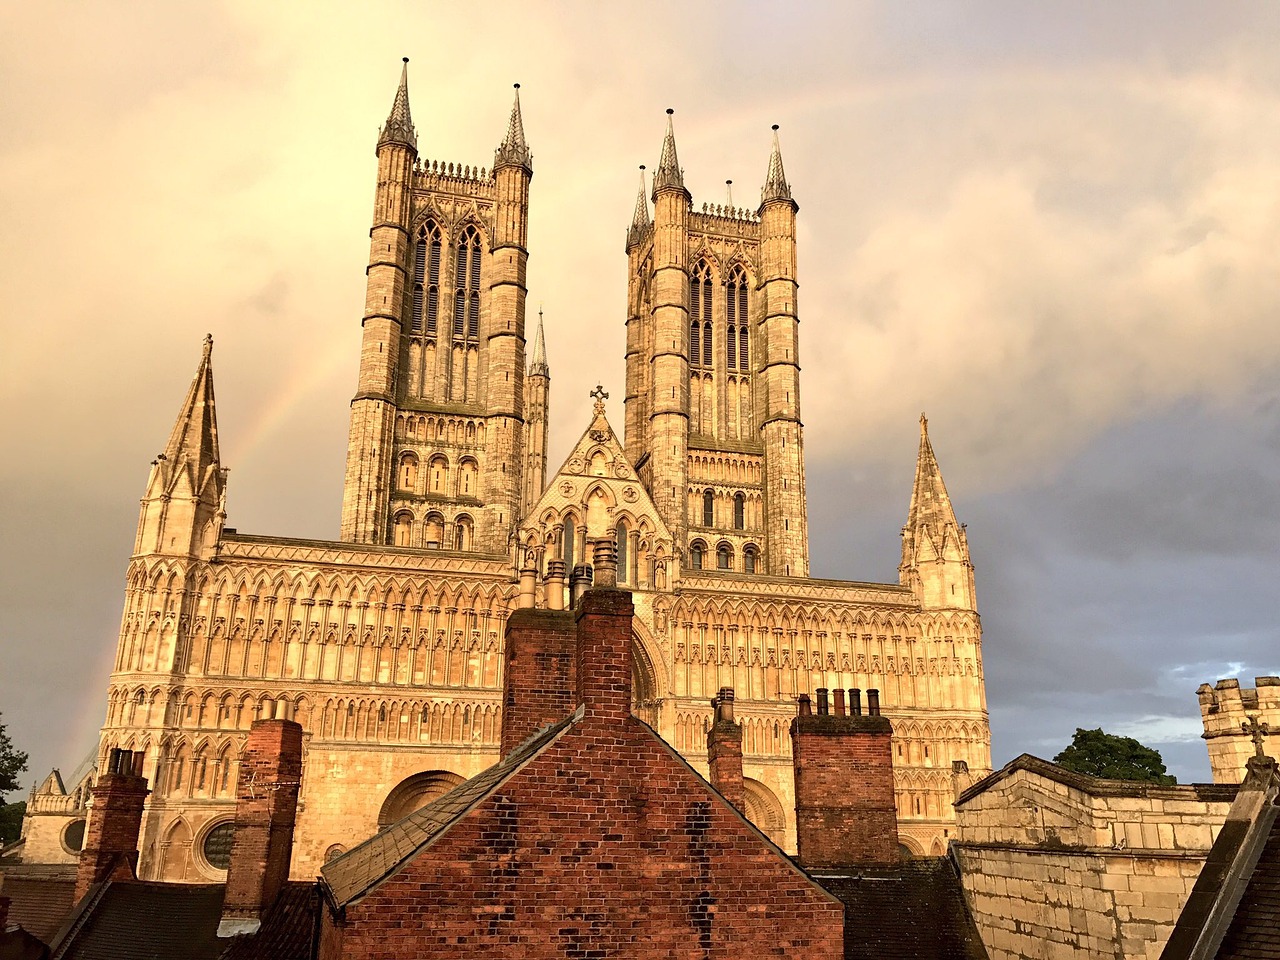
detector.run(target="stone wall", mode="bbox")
[954,756,1236,960]
[1197,676,1280,784]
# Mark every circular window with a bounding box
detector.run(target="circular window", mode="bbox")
[324,844,347,864]
[62,818,87,853]
[202,821,236,870]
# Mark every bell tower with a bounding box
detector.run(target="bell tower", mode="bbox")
[623,117,810,578]
[340,65,537,555]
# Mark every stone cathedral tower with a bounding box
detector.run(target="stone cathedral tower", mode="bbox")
[625,115,809,578]
[341,63,544,556]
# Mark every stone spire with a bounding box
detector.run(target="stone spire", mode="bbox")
[162,333,221,476]
[627,165,650,248]
[652,109,685,194]
[900,414,974,609]
[529,307,549,377]
[761,124,792,204]
[494,83,533,171]
[378,58,416,150]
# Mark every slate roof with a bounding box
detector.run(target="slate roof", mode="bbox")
[1215,808,1280,960]
[817,858,990,960]
[321,708,581,907]
[0,866,76,943]
[48,881,318,960]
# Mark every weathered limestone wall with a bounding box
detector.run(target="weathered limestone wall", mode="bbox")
[1198,676,1280,784]
[954,760,1236,960]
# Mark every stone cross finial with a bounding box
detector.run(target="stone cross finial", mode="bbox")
[590,384,609,415]
[1243,717,1271,758]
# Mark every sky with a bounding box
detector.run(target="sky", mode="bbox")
[2,0,1279,796]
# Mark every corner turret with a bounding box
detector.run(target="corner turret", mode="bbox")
[135,335,226,559]
[900,415,975,610]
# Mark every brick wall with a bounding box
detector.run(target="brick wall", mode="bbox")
[74,751,149,903]
[500,608,576,754]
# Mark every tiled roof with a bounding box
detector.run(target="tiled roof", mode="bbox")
[0,867,76,943]
[817,858,990,960]
[1215,803,1280,959]
[48,881,318,960]
[321,709,581,907]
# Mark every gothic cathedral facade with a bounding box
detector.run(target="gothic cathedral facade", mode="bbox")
[98,64,991,883]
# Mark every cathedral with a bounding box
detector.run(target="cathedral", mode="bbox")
[96,61,991,883]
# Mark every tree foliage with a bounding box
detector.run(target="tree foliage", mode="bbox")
[0,710,29,797]
[0,801,25,846]
[1054,727,1176,785]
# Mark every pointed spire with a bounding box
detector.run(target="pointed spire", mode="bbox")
[162,334,221,477]
[494,83,533,171]
[761,124,792,204]
[528,307,549,377]
[901,413,973,607]
[627,165,651,249]
[378,58,417,150]
[653,109,685,194]
[905,413,956,536]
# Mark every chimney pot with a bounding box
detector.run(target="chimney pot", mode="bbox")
[591,538,618,587]
[544,560,567,611]
[833,689,846,716]
[849,689,862,716]
[707,686,745,811]
[816,688,829,715]
[569,564,593,608]
[867,689,881,716]
[797,693,812,717]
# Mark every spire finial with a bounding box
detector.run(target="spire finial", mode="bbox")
[726,179,733,208]
[920,412,928,436]
[529,305,549,376]
[761,123,792,204]
[590,384,609,416]
[378,58,416,150]
[653,109,685,194]
[627,165,651,248]
[203,333,213,361]
[495,83,533,171]
[1243,717,1272,759]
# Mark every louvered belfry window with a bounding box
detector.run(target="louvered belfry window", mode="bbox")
[690,261,713,367]
[727,265,748,370]
[453,225,482,342]
[413,223,442,336]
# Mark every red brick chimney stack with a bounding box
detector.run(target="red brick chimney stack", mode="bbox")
[218,701,303,937]
[74,748,149,903]
[707,687,745,812]
[575,540,633,721]
[500,605,577,755]
[791,687,899,869]
[0,894,11,930]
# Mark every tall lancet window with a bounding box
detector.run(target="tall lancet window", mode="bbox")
[689,261,713,367]
[413,223,442,336]
[726,264,748,370]
[452,225,482,342]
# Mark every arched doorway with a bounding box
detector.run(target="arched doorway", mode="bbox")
[378,770,465,829]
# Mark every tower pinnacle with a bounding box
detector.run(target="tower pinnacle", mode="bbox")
[163,335,221,472]
[627,165,650,248]
[900,415,974,609]
[378,58,416,150]
[494,83,533,171]
[529,307,549,377]
[653,109,685,194]
[761,123,792,204]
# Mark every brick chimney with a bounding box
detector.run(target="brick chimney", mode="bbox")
[218,700,303,937]
[74,748,149,903]
[500,605,577,755]
[706,688,745,812]
[575,540,633,721]
[790,687,899,869]
[0,894,10,930]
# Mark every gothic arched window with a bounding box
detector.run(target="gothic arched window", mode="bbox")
[459,458,478,497]
[702,490,715,527]
[429,455,448,493]
[393,511,414,547]
[743,544,759,574]
[454,515,474,551]
[716,542,732,570]
[398,452,419,491]
[424,513,445,549]
[733,492,745,530]
[412,222,442,336]
[689,540,706,570]
[563,516,576,570]
[690,261,713,368]
[726,264,748,370]
[452,225,482,342]
[615,520,629,584]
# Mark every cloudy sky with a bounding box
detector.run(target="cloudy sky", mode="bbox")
[3,1,1279,794]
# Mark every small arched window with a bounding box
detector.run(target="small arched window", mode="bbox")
[702,490,715,527]
[615,520,629,584]
[689,541,705,570]
[716,542,732,570]
[452,225,482,342]
[733,492,745,530]
[424,513,444,549]
[398,452,419,491]
[459,458,478,497]
[429,455,449,493]
[743,544,759,574]
[454,515,474,551]
[690,261,713,368]
[412,222,442,336]
[393,512,414,547]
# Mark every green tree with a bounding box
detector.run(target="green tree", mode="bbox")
[0,711,28,797]
[0,800,25,846]
[1054,727,1176,785]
